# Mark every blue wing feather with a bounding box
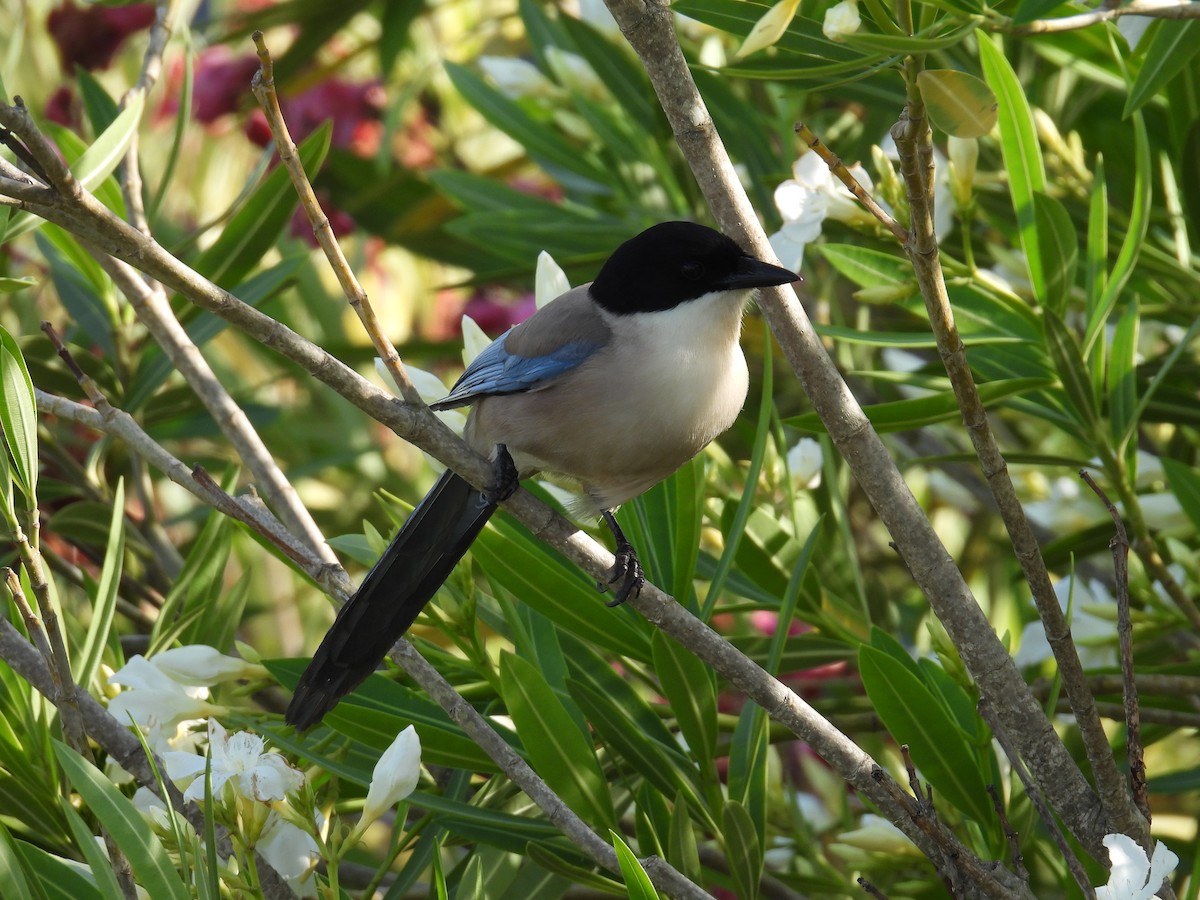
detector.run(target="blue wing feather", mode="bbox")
[429,333,600,410]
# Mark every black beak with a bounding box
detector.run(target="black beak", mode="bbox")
[718,254,800,290]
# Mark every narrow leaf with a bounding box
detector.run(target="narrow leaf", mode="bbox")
[52,743,188,900]
[859,647,993,824]
[611,832,660,900]
[1109,300,1139,449]
[1031,192,1078,315]
[651,631,718,784]
[721,800,762,900]
[978,32,1045,291]
[917,69,998,138]
[1125,20,1200,116]
[75,479,125,689]
[787,377,1051,433]
[0,325,38,502]
[500,653,616,830]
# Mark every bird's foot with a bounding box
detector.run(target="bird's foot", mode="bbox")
[483,444,520,505]
[597,509,645,606]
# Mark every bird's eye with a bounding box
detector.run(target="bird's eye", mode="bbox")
[680,261,705,281]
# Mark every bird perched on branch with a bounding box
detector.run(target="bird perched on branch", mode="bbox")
[285,221,798,730]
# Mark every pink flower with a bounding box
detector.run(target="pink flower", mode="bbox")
[44,87,77,127]
[48,1,155,72]
[460,291,538,336]
[190,48,262,124]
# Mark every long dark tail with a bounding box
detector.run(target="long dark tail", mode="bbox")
[285,470,495,730]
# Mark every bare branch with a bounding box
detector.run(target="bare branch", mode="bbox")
[249,32,422,406]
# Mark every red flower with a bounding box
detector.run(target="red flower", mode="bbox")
[461,291,538,336]
[47,1,155,72]
[190,48,262,123]
[44,86,78,127]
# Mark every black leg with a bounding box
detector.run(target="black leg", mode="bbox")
[483,443,520,506]
[598,509,644,606]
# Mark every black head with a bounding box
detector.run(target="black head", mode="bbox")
[589,221,799,315]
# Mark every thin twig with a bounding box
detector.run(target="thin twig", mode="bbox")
[795,122,908,244]
[1080,469,1150,824]
[979,697,1095,899]
[249,32,422,406]
[34,388,351,600]
[987,784,1028,882]
[1000,0,1200,35]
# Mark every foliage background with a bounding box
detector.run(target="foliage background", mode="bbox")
[0,0,1198,897]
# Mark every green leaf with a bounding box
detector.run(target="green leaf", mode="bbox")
[1011,0,1067,25]
[52,743,188,900]
[668,791,701,883]
[566,678,711,829]
[727,704,769,849]
[1043,313,1101,438]
[59,801,124,900]
[842,21,978,54]
[651,631,718,784]
[1125,20,1200,116]
[978,32,1045,292]
[816,324,1023,348]
[721,799,762,900]
[446,63,606,188]
[473,516,652,661]
[916,69,998,138]
[74,479,124,690]
[611,832,660,900]
[1108,300,1139,449]
[858,647,994,824]
[72,91,144,197]
[14,840,102,900]
[0,325,38,503]
[1084,114,1150,356]
[500,653,616,830]
[787,377,1051,433]
[1031,192,1078,315]
[75,68,119,133]
[817,244,911,287]
[192,124,331,288]
[0,277,37,293]
[0,823,35,900]
[1162,459,1200,533]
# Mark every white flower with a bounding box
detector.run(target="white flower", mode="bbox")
[769,150,873,271]
[822,0,861,42]
[535,250,570,309]
[834,813,918,854]
[459,314,491,367]
[786,438,823,489]
[1014,576,1116,670]
[258,812,319,898]
[478,57,554,100]
[737,0,802,58]
[107,656,217,749]
[947,136,978,207]
[164,718,303,804]
[149,646,259,685]
[1095,834,1177,900]
[361,725,422,826]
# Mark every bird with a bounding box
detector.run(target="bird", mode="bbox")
[285,221,799,730]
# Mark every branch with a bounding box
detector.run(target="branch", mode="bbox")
[249,32,422,406]
[600,0,1108,861]
[1000,0,1200,34]
[886,87,1142,845]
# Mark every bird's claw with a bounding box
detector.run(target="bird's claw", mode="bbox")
[596,509,644,606]
[483,443,520,505]
[600,544,644,606]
